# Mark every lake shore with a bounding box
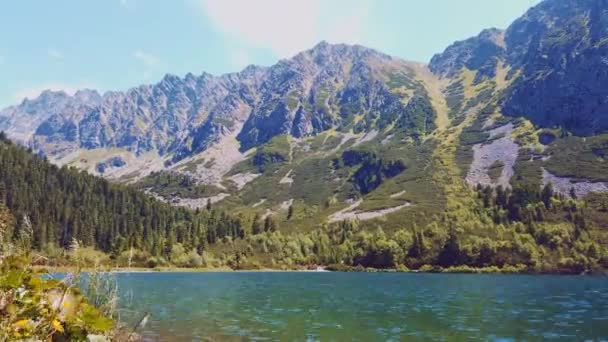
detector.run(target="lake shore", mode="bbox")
[34,265,325,273]
[33,264,607,275]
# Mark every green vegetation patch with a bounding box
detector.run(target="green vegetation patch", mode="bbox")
[445,80,465,118]
[135,171,223,199]
[462,82,496,113]
[511,148,543,190]
[543,134,608,182]
[0,255,115,340]
[291,158,342,205]
[179,157,206,173]
[314,88,332,115]
[252,135,291,172]
[334,149,406,194]
[286,90,301,111]
[488,160,505,182]
[385,71,423,91]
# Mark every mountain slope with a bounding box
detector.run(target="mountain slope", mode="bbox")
[431,0,608,135]
[2,130,608,272]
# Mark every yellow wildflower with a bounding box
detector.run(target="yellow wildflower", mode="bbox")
[14,319,29,328]
[52,319,64,332]
[13,319,34,336]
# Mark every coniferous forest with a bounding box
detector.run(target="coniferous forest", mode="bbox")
[0,133,245,263]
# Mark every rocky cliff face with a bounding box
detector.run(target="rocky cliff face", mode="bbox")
[1,43,432,165]
[502,0,608,135]
[429,28,506,84]
[237,42,434,150]
[0,89,101,144]
[33,68,266,159]
[431,0,608,135]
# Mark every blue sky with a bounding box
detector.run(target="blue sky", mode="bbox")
[0,0,540,108]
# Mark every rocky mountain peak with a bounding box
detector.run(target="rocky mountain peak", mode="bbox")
[73,89,102,103]
[236,42,430,151]
[295,41,393,67]
[21,89,69,108]
[429,28,505,82]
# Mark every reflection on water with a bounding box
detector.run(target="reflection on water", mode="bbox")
[113,272,608,341]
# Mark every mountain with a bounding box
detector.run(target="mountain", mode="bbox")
[429,28,506,83]
[1,0,608,271]
[431,0,608,135]
[1,43,435,180]
[0,89,102,144]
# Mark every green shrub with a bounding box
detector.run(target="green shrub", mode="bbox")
[0,254,115,341]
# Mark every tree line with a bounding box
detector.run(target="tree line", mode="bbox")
[1,131,606,272]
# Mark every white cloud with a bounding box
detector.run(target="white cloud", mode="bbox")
[200,0,321,58]
[133,50,160,67]
[47,48,63,59]
[12,83,94,103]
[198,0,373,58]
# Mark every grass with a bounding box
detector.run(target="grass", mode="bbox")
[65,148,129,168]
[385,72,424,91]
[135,171,223,199]
[178,157,207,173]
[511,149,543,189]
[543,134,608,182]
[286,91,301,111]
[251,135,292,172]
[582,193,608,236]
[291,158,342,205]
[308,130,343,152]
[314,88,332,115]
[461,82,495,113]
[351,137,444,232]
[511,119,538,147]
[445,80,464,118]
[488,160,505,182]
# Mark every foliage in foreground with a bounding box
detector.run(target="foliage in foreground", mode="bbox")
[0,202,141,342]
[0,254,115,341]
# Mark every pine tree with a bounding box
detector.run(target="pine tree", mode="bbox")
[264,215,277,232]
[570,187,578,200]
[287,205,294,220]
[251,214,262,235]
[541,183,554,209]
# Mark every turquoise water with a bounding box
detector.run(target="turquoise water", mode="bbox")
[111,272,608,341]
